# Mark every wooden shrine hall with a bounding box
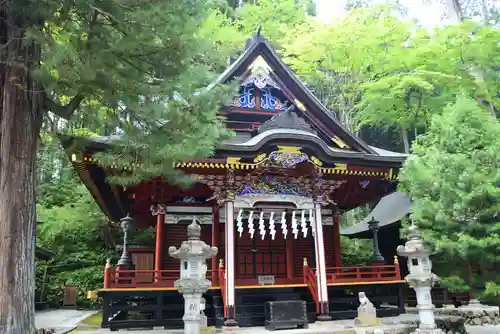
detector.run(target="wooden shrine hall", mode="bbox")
[62,35,408,330]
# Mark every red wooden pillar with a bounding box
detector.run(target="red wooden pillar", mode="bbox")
[286,237,294,280]
[332,212,342,267]
[152,204,166,282]
[212,204,220,283]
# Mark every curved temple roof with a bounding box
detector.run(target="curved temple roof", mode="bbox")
[340,192,412,238]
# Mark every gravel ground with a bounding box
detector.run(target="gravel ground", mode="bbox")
[35,309,98,332]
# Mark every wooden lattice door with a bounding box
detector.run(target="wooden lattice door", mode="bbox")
[236,219,286,278]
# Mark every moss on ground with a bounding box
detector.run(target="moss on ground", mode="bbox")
[68,311,102,332]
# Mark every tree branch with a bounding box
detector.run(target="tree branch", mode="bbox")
[43,93,84,120]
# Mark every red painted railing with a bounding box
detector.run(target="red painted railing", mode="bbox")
[302,258,320,313]
[218,259,227,317]
[325,257,401,283]
[104,269,216,288]
[101,256,401,291]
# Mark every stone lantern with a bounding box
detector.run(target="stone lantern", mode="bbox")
[367,217,385,264]
[117,214,133,268]
[397,224,443,334]
[169,218,218,334]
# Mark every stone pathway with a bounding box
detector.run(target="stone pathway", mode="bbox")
[69,322,500,334]
[66,325,500,334]
[60,311,500,334]
[466,325,500,334]
[36,309,98,332]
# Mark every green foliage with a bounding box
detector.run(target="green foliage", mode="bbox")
[36,154,116,306]
[286,6,498,153]
[233,0,313,45]
[15,0,243,187]
[483,282,500,305]
[399,95,500,292]
[440,275,471,293]
[340,237,373,266]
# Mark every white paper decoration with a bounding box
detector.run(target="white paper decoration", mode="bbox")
[281,212,287,239]
[300,210,308,238]
[236,209,244,237]
[309,209,315,236]
[258,211,266,240]
[248,210,255,239]
[269,212,276,240]
[291,211,299,239]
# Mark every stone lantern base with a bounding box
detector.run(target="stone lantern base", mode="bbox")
[412,329,445,334]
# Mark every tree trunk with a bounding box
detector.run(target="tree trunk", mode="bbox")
[465,260,477,300]
[0,6,43,334]
[401,125,410,154]
[447,0,463,23]
[487,101,496,118]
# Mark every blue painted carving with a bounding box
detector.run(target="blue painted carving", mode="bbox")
[261,87,289,111]
[233,85,256,108]
[238,175,307,196]
[232,83,289,111]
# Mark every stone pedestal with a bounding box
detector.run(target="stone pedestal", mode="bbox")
[354,292,381,327]
[414,286,437,329]
[458,300,500,325]
[413,329,446,334]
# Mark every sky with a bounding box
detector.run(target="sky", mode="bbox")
[314,0,449,28]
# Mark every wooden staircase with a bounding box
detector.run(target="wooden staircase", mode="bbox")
[302,258,320,313]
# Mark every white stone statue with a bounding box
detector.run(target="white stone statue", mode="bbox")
[359,292,371,307]
[355,292,379,326]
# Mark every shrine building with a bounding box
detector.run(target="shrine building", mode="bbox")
[62,35,408,330]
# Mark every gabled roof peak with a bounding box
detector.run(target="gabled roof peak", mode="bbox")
[211,33,377,154]
[244,25,265,49]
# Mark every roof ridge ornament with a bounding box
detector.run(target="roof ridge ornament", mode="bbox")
[257,106,317,135]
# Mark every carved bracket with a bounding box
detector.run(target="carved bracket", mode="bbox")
[150,204,167,216]
[296,172,346,206]
[196,170,250,205]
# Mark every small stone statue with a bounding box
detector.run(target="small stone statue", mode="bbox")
[359,292,371,307]
[355,292,380,326]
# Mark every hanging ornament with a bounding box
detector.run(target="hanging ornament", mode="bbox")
[258,211,266,240]
[248,210,255,239]
[309,209,315,236]
[291,211,299,239]
[281,212,287,239]
[269,212,276,240]
[300,210,308,238]
[236,209,244,238]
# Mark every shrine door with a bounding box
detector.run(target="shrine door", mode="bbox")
[236,220,286,279]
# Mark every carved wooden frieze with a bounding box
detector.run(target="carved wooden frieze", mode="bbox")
[257,107,317,135]
[165,214,212,225]
[235,194,314,209]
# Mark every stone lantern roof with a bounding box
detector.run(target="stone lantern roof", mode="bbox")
[397,224,430,257]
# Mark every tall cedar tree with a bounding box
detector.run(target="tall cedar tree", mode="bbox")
[0,1,232,332]
[399,96,500,298]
